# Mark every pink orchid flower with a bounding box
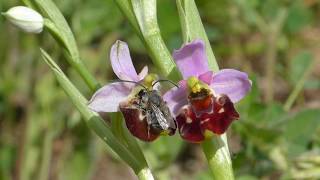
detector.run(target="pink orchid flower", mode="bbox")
[164,39,251,143]
[88,40,165,141]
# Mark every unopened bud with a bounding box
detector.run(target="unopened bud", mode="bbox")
[2,6,43,33]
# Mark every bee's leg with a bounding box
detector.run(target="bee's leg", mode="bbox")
[146,111,152,139]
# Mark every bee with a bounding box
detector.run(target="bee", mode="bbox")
[119,79,177,141]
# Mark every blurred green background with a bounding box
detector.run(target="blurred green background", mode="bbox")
[1,0,320,179]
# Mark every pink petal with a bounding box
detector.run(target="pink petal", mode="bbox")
[173,39,209,79]
[198,71,213,85]
[110,40,139,81]
[88,82,133,112]
[211,69,251,103]
[138,65,148,81]
[163,80,188,116]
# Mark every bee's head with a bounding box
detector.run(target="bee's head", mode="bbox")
[137,89,149,103]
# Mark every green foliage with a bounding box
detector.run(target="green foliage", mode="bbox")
[289,51,312,84]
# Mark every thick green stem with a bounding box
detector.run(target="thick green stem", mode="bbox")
[201,135,234,180]
[144,32,176,77]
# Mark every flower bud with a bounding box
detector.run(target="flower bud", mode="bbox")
[2,6,43,33]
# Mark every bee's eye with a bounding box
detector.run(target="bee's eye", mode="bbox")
[138,89,147,97]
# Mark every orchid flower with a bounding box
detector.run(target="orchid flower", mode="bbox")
[88,40,155,140]
[164,39,251,143]
[88,40,148,112]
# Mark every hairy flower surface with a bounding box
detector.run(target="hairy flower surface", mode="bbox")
[164,39,251,143]
[88,40,176,141]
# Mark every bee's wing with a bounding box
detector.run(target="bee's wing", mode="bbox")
[150,104,169,130]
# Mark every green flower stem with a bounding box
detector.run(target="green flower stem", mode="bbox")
[144,32,176,77]
[115,0,179,79]
[40,49,154,179]
[201,135,234,180]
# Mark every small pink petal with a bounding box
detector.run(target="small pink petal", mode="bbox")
[163,80,188,116]
[198,71,213,85]
[211,69,251,103]
[110,40,139,81]
[88,82,133,112]
[173,39,210,79]
[138,65,148,81]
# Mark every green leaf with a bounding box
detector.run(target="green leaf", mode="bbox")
[34,0,100,91]
[131,0,157,36]
[34,0,79,62]
[283,109,320,158]
[176,0,218,72]
[285,1,312,33]
[289,51,312,85]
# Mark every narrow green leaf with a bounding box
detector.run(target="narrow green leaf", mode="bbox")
[34,0,100,91]
[176,0,188,43]
[34,0,79,62]
[131,0,157,36]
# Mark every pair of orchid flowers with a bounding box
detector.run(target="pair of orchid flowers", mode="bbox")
[88,39,251,143]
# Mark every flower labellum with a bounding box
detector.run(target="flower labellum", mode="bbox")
[88,40,176,141]
[164,39,252,143]
[2,6,44,33]
[120,86,176,141]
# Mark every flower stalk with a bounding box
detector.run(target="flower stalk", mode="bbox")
[201,135,234,180]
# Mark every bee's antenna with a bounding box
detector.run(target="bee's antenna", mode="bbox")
[112,79,148,90]
[152,79,179,88]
